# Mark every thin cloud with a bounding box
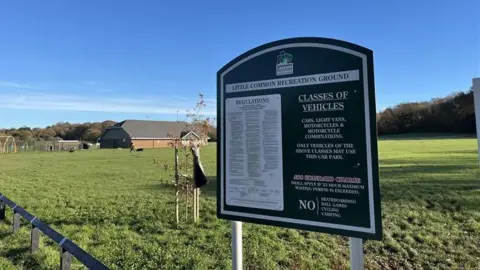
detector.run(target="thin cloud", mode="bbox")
[0,81,34,89]
[98,88,115,93]
[0,92,216,116]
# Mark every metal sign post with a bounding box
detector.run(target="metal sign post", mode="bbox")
[232,221,243,270]
[349,238,364,270]
[473,78,480,166]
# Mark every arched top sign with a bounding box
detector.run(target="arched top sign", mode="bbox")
[217,37,382,240]
[218,37,372,77]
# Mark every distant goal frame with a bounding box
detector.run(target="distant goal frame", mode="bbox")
[0,136,17,153]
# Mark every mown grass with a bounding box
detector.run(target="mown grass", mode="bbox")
[0,139,479,269]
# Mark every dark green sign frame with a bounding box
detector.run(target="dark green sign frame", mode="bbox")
[217,37,382,240]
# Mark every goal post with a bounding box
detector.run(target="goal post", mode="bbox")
[0,136,17,153]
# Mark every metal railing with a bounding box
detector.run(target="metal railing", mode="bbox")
[0,193,109,270]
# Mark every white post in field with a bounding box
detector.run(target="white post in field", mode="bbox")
[349,238,364,270]
[232,221,243,270]
[473,78,480,166]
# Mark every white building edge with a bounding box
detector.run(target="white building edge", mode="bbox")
[473,77,480,166]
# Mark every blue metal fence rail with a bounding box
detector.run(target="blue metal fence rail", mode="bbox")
[0,192,109,270]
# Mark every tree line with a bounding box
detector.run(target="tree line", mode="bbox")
[377,89,475,135]
[0,120,218,145]
[0,121,117,144]
[0,89,475,143]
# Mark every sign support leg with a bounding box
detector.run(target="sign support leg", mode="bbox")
[232,221,243,270]
[349,237,364,270]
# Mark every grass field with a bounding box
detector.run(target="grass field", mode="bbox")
[0,138,479,269]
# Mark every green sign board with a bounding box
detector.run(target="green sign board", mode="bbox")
[217,37,382,240]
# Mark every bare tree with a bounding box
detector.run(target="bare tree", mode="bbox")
[165,93,213,225]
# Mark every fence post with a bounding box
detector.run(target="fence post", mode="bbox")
[60,247,72,270]
[31,226,40,252]
[13,210,20,233]
[0,201,5,220]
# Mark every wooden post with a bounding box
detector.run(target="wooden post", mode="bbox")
[185,182,188,221]
[31,226,40,252]
[193,187,197,223]
[13,210,20,233]
[192,150,198,223]
[60,247,72,270]
[0,201,5,221]
[191,148,196,223]
[191,146,203,223]
[174,146,179,225]
[185,148,189,222]
[196,188,200,221]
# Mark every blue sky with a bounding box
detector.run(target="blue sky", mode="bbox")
[1,0,478,128]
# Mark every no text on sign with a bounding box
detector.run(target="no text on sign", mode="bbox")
[217,37,382,240]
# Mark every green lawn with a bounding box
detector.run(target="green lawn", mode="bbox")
[0,139,479,269]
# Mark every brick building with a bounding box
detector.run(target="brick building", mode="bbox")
[99,120,201,149]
